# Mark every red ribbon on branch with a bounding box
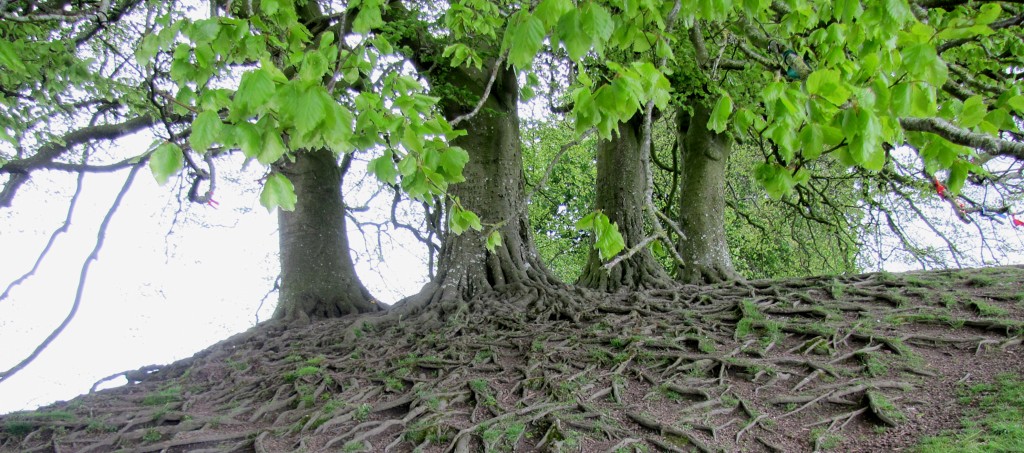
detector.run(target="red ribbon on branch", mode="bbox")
[933,178,947,198]
[1013,215,1024,228]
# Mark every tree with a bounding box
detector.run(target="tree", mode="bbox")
[4,0,1024,381]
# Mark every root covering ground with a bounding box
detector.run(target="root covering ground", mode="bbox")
[2,266,1024,452]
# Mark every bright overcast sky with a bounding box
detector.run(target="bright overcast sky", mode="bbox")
[0,152,429,414]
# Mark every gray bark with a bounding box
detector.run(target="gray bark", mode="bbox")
[676,103,740,284]
[273,148,380,324]
[578,115,672,291]
[430,65,556,303]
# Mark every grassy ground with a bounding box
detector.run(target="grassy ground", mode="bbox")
[914,373,1024,453]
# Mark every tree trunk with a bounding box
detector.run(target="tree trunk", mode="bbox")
[273,148,380,324]
[676,103,740,284]
[429,65,557,303]
[578,115,672,291]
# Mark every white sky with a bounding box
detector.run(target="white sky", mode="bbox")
[0,154,430,414]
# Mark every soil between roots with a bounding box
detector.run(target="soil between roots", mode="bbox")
[2,266,1023,452]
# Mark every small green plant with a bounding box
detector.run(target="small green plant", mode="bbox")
[142,428,162,443]
[353,403,372,422]
[384,376,404,392]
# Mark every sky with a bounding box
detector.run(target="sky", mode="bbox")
[0,154,430,415]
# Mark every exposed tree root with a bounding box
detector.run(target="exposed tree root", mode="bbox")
[2,266,1023,452]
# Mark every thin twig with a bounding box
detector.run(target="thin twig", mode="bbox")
[450,52,508,127]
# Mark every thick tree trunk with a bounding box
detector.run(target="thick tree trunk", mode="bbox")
[273,148,380,324]
[429,66,557,303]
[676,103,740,284]
[578,115,672,291]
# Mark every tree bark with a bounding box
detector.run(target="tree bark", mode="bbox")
[578,115,672,291]
[676,103,740,284]
[273,148,380,324]
[429,65,557,303]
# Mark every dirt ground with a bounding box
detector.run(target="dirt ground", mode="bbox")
[2,266,1022,452]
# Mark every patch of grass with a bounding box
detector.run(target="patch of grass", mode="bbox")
[914,373,1024,452]
[142,428,162,443]
[343,440,367,452]
[859,352,889,377]
[283,366,321,382]
[830,280,846,299]
[968,300,1008,317]
[810,427,843,450]
[142,386,181,406]
[966,274,997,287]
[940,293,959,309]
[86,418,116,433]
[3,419,33,437]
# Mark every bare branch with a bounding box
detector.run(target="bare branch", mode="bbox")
[449,52,509,128]
[1,115,157,208]
[0,169,87,303]
[0,161,144,384]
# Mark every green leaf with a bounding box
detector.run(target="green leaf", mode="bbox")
[509,15,545,69]
[260,172,297,212]
[234,69,276,115]
[891,82,913,116]
[576,211,597,230]
[754,163,792,199]
[233,122,262,159]
[580,3,614,51]
[556,11,591,60]
[294,87,328,135]
[799,124,824,159]
[300,52,328,82]
[353,1,384,33]
[149,142,184,185]
[261,0,281,16]
[975,3,1001,25]
[369,149,398,185]
[708,94,733,134]
[259,130,287,164]
[902,44,948,86]
[190,110,223,153]
[805,69,850,106]
[450,206,483,235]
[593,212,625,261]
[1006,95,1024,114]
[960,95,987,128]
[947,159,970,195]
[534,0,573,28]
[486,230,503,252]
[436,146,469,181]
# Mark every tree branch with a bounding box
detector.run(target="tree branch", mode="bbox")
[0,161,144,385]
[0,115,157,208]
[899,117,1024,159]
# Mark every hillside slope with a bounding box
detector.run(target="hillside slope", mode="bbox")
[2,266,1023,452]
